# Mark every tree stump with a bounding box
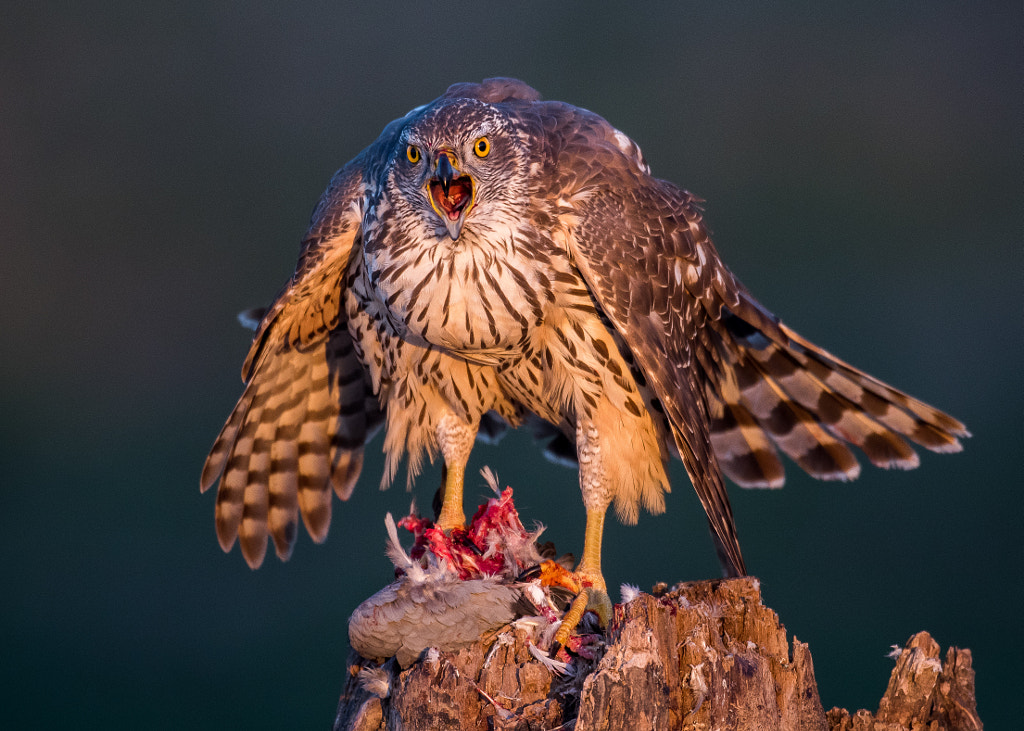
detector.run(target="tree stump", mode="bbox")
[333,576,981,730]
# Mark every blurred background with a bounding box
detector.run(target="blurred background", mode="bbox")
[2,2,1020,728]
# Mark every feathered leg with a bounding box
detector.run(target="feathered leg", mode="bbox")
[552,506,611,650]
[551,418,615,648]
[434,413,477,531]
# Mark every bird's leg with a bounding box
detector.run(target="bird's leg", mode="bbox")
[435,462,466,531]
[553,506,612,648]
[434,413,476,532]
[551,418,614,649]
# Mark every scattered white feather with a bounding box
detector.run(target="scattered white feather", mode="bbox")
[357,667,390,699]
[482,631,516,670]
[523,583,547,607]
[539,619,563,649]
[529,642,569,675]
[887,644,903,660]
[620,583,640,603]
[480,466,501,496]
[907,648,943,674]
[383,514,418,576]
[700,598,727,620]
[381,515,404,563]
[687,662,709,713]
[513,616,544,632]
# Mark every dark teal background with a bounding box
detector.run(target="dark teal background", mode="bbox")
[3,3,1020,728]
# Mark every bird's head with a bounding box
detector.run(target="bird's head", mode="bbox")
[389,98,528,242]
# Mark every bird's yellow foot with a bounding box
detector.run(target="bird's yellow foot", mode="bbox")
[435,514,466,534]
[434,463,466,533]
[539,560,612,650]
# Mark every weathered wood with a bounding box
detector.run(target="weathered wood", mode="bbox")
[826,631,981,731]
[334,576,981,730]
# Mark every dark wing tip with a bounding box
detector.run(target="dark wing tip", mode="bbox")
[215,512,239,554]
[934,414,971,440]
[299,492,333,544]
[271,521,298,562]
[199,456,223,494]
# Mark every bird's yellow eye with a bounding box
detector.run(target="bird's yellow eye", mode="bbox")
[406,145,421,164]
[474,136,490,158]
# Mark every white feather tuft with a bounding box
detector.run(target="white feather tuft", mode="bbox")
[480,466,501,496]
[384,513,425,582]
[620,583,640,603]
[528,642,568,675]
[357,667,391,699]
[688,662,709,713]
[522,583,547,608]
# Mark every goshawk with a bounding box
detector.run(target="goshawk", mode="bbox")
[202,78,967,643]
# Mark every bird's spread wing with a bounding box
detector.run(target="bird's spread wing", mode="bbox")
[200,160,381,568]
[199,86,540,568]
[548,106,968,577]
[543,106,748,574]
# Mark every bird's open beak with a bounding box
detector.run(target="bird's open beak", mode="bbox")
[427,151,475,240]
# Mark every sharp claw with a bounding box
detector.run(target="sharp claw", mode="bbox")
[548,640,562,659]
[518,564,542,581]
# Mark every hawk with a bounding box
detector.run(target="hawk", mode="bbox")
[201,78,967,644]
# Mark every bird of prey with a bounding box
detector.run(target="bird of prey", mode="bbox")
[201,78,967,645]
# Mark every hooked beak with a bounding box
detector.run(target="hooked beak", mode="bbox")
[428,151,475,240]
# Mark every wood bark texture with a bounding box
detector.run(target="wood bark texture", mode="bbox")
[333,576,981,731]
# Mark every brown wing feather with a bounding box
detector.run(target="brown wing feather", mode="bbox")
[556,130,749,574]
[702,304,968,490]
[550,102,966,577]
[200,163,378,567]
[706,388,786,488]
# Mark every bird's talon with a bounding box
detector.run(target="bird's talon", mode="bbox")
[551,582,611,650]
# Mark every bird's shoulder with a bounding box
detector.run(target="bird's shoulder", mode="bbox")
[439,77,543,104]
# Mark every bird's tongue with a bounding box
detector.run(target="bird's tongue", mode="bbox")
[429,177,473,221]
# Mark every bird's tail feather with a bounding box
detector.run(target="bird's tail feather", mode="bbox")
[200,328,377,567]
[708,319,968,489]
